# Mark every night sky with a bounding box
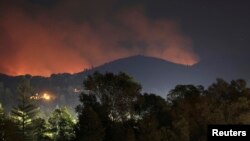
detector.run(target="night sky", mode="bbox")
[0,0,249,76]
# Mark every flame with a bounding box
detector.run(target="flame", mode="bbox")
[41,93,51,101]
[0,3,199,76]
[30,92,54,101]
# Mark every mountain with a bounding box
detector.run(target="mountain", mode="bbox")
[0,55,249,111]
[83,55,195,94]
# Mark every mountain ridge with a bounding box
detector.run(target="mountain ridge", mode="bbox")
[0,55,249,112]
[0,55,239,93]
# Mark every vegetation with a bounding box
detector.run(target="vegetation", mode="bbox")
[48,107,75,141]
[11,79,39,141]
[1,73,250,141]
[0,103,5,141]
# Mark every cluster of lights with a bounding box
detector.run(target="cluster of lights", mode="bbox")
[30,92,53,101]
[30,93,40,100]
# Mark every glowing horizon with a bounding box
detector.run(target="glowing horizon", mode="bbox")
[0,2,199,77]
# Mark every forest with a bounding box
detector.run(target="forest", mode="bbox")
[1,72,250,141]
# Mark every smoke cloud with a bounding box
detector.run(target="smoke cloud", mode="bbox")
[0,0,199,76]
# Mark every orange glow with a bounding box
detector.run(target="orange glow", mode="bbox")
[30,92,54,101]
[42,93,51,101]
[0,4,199,76]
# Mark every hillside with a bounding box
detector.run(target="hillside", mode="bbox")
[0,55,248,111]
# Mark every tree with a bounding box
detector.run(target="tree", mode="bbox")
[0,83,4,105]
[134,94,171,141]
[48,107,75,141]
[167,85,206,141]
[165,79,250,141]
[0,103,5,141]
[206,79,250,124]
[167,85,204,104]
[136,115,164,141]
[0,103,22,141]
[32,118,51,141]
[11,78,39,141]
[75,106,105,141]
[0,82,14,112]
[75,72,142,141]
[81,72,142,121]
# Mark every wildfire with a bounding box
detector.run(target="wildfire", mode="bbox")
[41,93,51,101]
[30,92,54,101]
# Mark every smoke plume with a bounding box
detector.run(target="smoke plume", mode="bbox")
[0,0,199,76]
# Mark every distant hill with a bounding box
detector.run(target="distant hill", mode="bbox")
[0,55,249,111]
[83,55,195,95]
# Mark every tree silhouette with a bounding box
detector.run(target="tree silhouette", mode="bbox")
[81,72,141,121]
[0,103,5,141]
[75,72,142,140]
[75,106,104,141]
[3,73,250,141]
[48,107,75,141]
[11,78,39,141]
[32,118,50,141]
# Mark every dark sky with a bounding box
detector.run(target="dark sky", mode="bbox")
[0,0,249,76]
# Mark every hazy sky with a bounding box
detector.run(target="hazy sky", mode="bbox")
[0,0,249,76]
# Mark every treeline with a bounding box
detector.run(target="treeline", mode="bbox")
[0,73,81,113]
[0,79,75,141]
[1,72,250,141]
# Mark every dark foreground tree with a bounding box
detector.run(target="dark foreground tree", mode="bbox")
[11,78,39,141]
[1,103,23,141]
[32,118,51,141]
[135,93,171,141]
[166,79,250,141]
[75,72,142,141]
[75,106,104,141]
[206,79,250,124]
[0,103,5,141]
[48,107,75,141]
[167,85,206,141]
[65,75,250,141]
